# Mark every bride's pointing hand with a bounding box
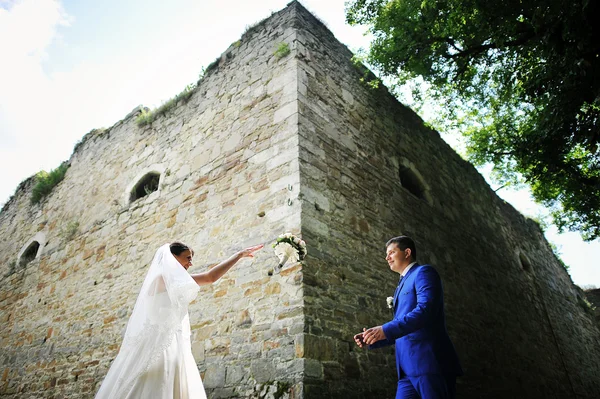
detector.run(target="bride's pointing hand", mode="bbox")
[238,244,264,258]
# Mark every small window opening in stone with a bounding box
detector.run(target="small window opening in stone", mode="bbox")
[20,241,40,266]
[399,166,425,200]
[519,252,532,272]
[130,172,160,202]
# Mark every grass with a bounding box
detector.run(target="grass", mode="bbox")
[130,172,160,202]
[577,295,596,315]
[242,21,262,38]
[136,108,154,126]
[136,84,196,127]
[550,242,570,271]
[203,57,220,77]
[274,42,290,59]
[31,162,69,205]
[197,66,207,83]
[62,220,79,241]
[143,175,160,195]
[252,381,292,399]
[350,54,381,89]
[274,381,292,399]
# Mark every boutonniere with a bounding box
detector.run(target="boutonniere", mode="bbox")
[386,296,394,308]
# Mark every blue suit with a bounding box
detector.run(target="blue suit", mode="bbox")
[370,264,462,398]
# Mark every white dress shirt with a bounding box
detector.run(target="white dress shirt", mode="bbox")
[401,261,417,277]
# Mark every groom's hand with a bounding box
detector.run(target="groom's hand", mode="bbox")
[363,326,385,345]
[353,331,365,348]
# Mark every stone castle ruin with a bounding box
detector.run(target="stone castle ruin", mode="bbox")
[1,2,600,398]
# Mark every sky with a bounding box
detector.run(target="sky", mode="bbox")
[0,0,598,287]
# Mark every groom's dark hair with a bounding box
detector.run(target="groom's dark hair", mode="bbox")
[170,242,193,256]
[386,236,417,260]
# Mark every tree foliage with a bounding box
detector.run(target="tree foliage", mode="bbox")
[347,0,600,240]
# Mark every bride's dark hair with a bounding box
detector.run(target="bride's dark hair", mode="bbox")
[170,242,192,256]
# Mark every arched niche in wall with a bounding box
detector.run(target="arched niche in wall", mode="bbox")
[397,158,433,205]
[125,164,166,205]
[519,251,532,272]
[17,232,47,267]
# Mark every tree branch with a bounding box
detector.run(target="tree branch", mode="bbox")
[448,31,537,60]
[493,183,510,192]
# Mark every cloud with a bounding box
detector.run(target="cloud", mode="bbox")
[0,0,69,58]
[0,0,211,208]
[0,0,70,143]
[0,1,80,204]
[0,0,70,117]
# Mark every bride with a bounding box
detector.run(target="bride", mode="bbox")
[95,241,263,399]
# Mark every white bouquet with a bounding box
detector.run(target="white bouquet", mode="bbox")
[272,232,307,270]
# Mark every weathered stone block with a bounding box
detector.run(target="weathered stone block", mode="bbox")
[250,359,276,383]
[225,365,244,385]
[203,365,226,388]
[304,359,323,379]
[273,102,298,125]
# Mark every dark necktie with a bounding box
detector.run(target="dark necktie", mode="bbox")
[393,275,404,299]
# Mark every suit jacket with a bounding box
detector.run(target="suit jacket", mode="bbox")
[370,263,463,378]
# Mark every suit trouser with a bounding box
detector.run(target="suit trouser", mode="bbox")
[395,374,456,399]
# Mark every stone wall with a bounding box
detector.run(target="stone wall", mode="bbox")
[584,288,600,325]
[0,5,305,398]
[291,3,600,399]
[1,2,600,399]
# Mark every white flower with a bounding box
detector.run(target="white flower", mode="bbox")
[386,296,394,308]
[271,233,307,274]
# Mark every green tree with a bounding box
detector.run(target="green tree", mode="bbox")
[347,0,600,240]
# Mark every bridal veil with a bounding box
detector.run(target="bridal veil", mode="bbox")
[95,244,204,398]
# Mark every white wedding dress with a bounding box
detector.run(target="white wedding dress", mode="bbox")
[95,245,207,399]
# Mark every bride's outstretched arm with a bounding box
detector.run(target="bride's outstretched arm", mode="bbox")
[191,244,263,285]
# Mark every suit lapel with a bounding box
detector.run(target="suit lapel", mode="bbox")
[392,283,401,308]
[393,263,419,311]
[393,285,401,312]
[399,263,419,291]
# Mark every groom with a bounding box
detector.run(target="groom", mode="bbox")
[354,236,462,398]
